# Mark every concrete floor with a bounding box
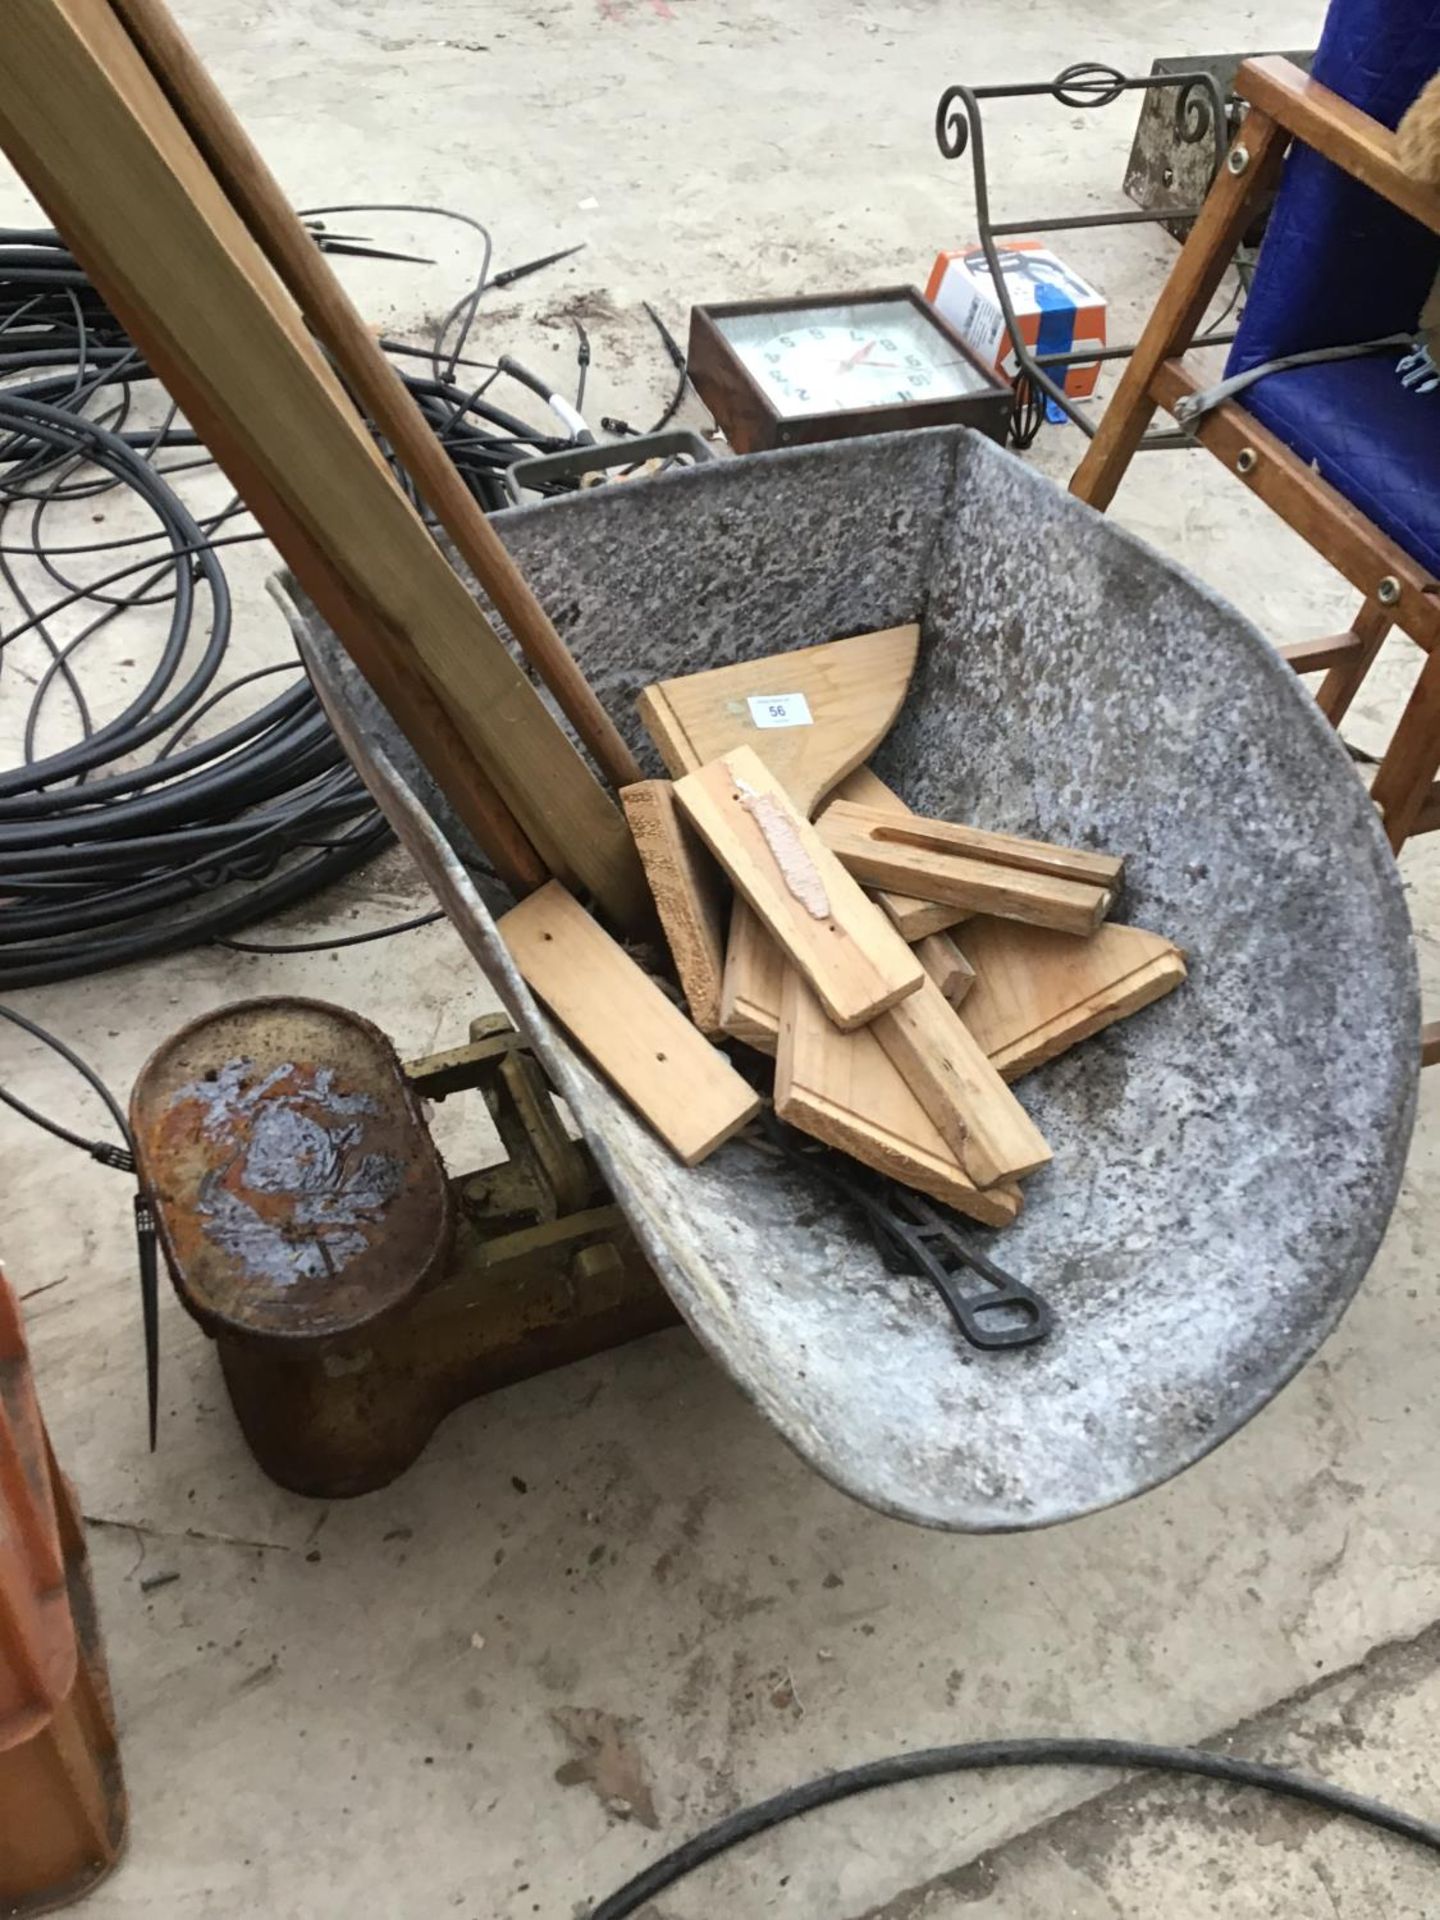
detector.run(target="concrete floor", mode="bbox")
[3,2,1439,1915]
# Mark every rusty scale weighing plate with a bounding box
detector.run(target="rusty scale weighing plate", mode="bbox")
[131,998,452,1345]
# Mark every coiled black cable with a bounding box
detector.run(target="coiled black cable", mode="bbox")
[0,218,636,986]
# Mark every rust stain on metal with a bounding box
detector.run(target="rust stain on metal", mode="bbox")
[132,999,452,1342]
[164,1059,400,1286]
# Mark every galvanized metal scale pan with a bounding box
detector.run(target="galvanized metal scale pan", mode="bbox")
[279,426,1417,1533]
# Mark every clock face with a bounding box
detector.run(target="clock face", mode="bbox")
[716,299,989,420]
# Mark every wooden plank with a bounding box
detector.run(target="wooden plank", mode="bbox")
[717,901,976,1051]
[674,748,923,1030]
[1412,782,1440,837]
[641,633,926,1030]
[1068,107,1287,513]
[957,918,1187,1081]
[867,893,970,941]
[637,626,919,815]
[818,802,1113,936]
[1150,360,1440,647]
[1423,1022,1440,1070]
[292,571,551,901]
[1237,55,1440,238]
[111,0,642,798]
[775,970,1023,1228]
[719,900,784,1054]
[305,688,753,1175]
[840,806,1122,890]
[827,767,971,939]
[0,0,649,930]
[873,976,1051,1187]
[1279,632,1367,675]
[499,882,761,1166]
[620,781,729,1037]
[1315,601,1391,727]
[915,931,975,1006]
[1369,645,1440,850]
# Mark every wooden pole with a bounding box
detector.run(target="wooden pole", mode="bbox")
[110,0,644,795]
[0,0,649,928]
[1069,111,1286,513]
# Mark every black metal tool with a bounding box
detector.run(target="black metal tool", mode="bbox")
[315,239,438,265]
[490,241,586,289]
[751,1119,1054,1352]
[134,1192,159,1451]
[853,1182,1053,1350]
[302,220,436,265]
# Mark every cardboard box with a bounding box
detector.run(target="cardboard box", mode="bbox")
[925,242,1106,398]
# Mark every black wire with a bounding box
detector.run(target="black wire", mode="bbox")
[377,337,496,375]
[296,203,494,383]
[1199,254,1254,341]
[0,1080,110,1157]
[0,999,156,1442]
[155,659,302,759]
[574,319,591,413]
[0,227,544,982]
[639,300,689,434]
[0,221,682,984]
[587,1736,1440,1919]
[1007,373,1045,450]
[214,907,444,954]
[0,999,130,1141]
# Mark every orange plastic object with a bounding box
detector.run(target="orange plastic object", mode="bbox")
[0,1269,126,1913]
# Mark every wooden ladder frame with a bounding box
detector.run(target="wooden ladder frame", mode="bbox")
[1070,56,1440,1066]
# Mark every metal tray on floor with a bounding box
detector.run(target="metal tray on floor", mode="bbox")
[277,426,1417,1532]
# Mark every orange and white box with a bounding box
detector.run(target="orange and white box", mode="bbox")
[925,242,1106,398]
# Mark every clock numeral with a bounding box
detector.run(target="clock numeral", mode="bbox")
[809,326,825,340]
[905,352,923,368]
[896,388,914,402]
[794,387,810,401]
[880,337,896,351]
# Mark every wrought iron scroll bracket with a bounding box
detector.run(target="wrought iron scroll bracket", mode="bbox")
[933,61,1238,446]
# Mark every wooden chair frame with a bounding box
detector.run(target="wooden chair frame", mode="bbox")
[1070,56,1440,1064]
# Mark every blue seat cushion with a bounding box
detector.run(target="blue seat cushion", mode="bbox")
[1226,0,1440,374]
[1243,355,1440,576]
[1219,3,1440,577]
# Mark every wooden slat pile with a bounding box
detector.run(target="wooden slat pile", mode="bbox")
[500,631,1187,1223]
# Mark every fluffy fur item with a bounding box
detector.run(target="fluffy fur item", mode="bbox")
[1398,71,1440,187]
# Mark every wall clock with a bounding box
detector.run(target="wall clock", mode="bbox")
[687,286,1010,454]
